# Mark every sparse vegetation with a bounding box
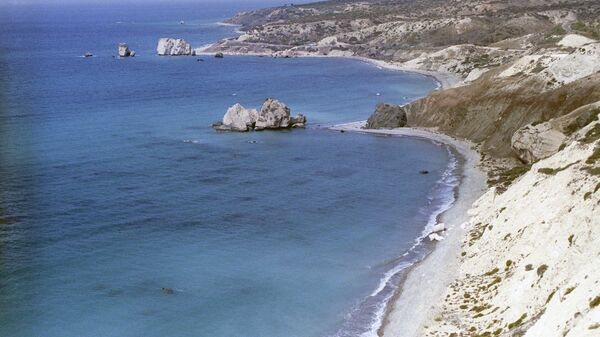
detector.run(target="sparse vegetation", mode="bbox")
[565,108,599,135]
[590,296,600,309]
[565,286,576,296]
[488,166,530,193]
[507,313,527,329]
[580,124,600,144]
[546,290,556,304]
[487,276,501,288]
[537,264,548,278]
[485,268,500,276]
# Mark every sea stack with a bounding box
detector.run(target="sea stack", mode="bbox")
[156,38,195,56]
[213,98,307,132]
[118,43,135,57]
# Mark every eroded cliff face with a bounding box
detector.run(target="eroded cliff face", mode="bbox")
[403,70,600,159]
[421,121,600,337]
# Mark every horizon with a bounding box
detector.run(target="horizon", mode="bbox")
[0,0,315,6]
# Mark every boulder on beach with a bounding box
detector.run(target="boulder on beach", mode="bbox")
[428,233,445,242]
[365,103,408,129]
[157,38,195,56]
[118,43,135,57]
[430,222,446,234]
[213,98,306,132]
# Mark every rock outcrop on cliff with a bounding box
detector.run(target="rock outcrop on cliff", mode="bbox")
[213,98,306,132]
[511,122,566,164]
[365,103,407,129]
[156,38,195,56]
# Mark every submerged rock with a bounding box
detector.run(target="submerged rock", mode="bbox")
[118,43,135,57]
[157,38,195,56]
[161,287,175,295]
[213,98,306,132]
[365,103,408,129]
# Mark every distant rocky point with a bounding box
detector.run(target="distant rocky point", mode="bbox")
[118,43,135,57]
[213,98,306,132]
[157,38,195,56]
[365,103,407,129]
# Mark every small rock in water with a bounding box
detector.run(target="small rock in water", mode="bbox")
[197,58,204,62]
[84,52,93,58]
[118,43,135,57]
[215,52,224,58]
[340,130,345,133]
[161,287,175,295]
[419,170,429,174]
[247,140,257,144]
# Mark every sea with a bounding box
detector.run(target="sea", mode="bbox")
[0,2,458,337]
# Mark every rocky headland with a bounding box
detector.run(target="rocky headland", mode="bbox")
[212,98,306,132]
[203,1,600,336]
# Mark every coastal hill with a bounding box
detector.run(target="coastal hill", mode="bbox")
[203,1,600,336]
[202,0,600,181]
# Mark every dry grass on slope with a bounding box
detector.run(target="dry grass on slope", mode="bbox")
[404,71,600,159]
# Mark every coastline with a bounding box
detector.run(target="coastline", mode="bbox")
[200,33,479,336]
[194,46,462,90]
[330,122,487,337]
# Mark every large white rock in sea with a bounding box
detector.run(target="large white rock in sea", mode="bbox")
[156,38,195,56]
[255,98,292,130]
[213,98,306,132]
[221,103,259,131]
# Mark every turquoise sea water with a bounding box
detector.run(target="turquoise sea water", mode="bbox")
[0,3,455,337]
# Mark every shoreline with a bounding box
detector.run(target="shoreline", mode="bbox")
[200,29,479,336]
[195,46,462,90]
[330,122,487,337]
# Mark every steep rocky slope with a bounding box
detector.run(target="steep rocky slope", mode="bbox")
[420,121,600,337]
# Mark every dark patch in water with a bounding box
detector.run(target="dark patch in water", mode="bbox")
[314,167,355,179]
[197,176,230,185]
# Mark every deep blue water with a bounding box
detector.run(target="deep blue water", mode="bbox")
[0,3,452,337]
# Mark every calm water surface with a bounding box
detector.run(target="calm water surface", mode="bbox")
[0,3,451,337]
